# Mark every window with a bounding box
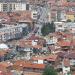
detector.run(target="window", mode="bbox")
[13,4,15,10]
[26,4,29,10]
[71,7,75,12]
[58,25,62,27]
[3,4,8,12]
[9,4,12,12]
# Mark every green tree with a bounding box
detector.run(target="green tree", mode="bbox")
[43,65,58,75]
[49,21,55,32]
[41,22,55,36]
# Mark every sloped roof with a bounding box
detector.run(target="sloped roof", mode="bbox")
[63,58,70,67]
[58,40,71,47]
[13,60,45,69]
[32,54,58,62]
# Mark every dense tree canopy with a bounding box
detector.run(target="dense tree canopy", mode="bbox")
[43,65,58,75]
[41,22,55,36]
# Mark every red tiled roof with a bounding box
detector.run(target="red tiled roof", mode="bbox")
[0,50,9,56]
[28,34,39,40]
[0,12,10,23]
[63,34,73,39]
[72,73,75,75]
[17,39,43,49]
[32,54,58,62]
[0,61,12,68]
[0,71,13,75]
[19,11,32,22]
[58,40,71,46]
[71,39,75,46]
[0,61,13,73]
[63,58,70,67]
[46,54,58,61]
[13,60,45,70]
[66,52,75,59]
[0,11,33,24]
[18,39,32,48]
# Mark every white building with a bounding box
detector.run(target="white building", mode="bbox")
[31,10,38,20]
[0,0,30,12]
[0,23,28,42]
[62,59,70,75]
[0,43,9,49]
[66,22,75,34]
[54,22,66,32]
[45,34,57,45]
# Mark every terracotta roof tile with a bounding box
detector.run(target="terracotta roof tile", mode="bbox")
[28,34,39,40]
[46,54,58,61]
[13,60,45,70]
[66,52,75,59]
[32,54,58,62]
[58,40,71,46]
[17,39,43,49]
[63,58,70,67]
[0,50,9,56]
[0,61,13,72]
[18,39,32,47]
[0,11,32,24]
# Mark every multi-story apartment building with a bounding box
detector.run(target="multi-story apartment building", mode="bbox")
[0,23,28,42]
[48,0,75,22]
[48,0,66,21]
[0,0,30,12]
[63,0,75,21]
[56,0,75,22]
[48,0,57,21]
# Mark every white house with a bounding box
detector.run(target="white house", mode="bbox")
[31,10,38,20]
[54,22,65,32]
[45,34,57,45]
[62,59,70,75]
[33,58,44,64]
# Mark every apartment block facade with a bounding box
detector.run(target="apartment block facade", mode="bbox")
[0,0,30,12]
[57,0,75,21]
[0,23,28,42]
[64,0,75,21]
[48,0,75,22]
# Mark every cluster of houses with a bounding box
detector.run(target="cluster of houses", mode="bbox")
[0,0,75,75]
[0,28,75,75]
[0,12,75,75]
[14,26,75,75]
[0,9,38,42]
